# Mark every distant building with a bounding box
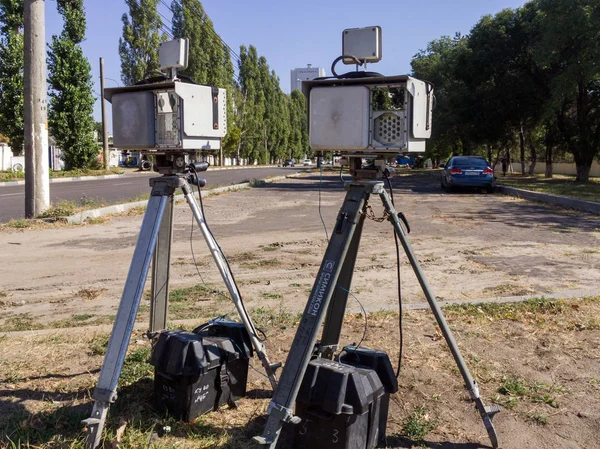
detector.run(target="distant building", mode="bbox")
[290,65,326,92]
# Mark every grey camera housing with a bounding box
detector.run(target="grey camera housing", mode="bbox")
[302,75,433,153]
[105,81,227,152]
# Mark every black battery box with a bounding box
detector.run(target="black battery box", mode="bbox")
[337,346,399,444]
[150,329,249,421]
[293,357,386,449]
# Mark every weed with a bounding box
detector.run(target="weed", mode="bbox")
[289,283,301,287]
[499,376,528,396]
[88,333,110,356]
[401,405,437,441]
[37,200,77,219]
[0,291,7,298]
[527,412,548,425]
[250,307,302,329]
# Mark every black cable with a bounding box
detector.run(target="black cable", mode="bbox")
[318,160,329,242]
[384,173,403,377]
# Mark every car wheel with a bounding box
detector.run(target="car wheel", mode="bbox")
[486,186,494,194]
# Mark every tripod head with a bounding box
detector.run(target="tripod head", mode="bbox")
[151,152,208,187]
[340,154,395,180]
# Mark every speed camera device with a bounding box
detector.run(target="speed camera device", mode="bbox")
[302,26,433,154]
[104,38,227,152]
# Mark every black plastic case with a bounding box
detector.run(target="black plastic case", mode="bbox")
[150,330,249,421]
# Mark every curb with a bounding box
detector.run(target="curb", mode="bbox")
[0,165,282,187]
[496,185,600,215]
[66,173,302,224]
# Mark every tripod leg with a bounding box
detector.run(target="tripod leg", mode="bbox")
[181,182,280,389]
[149,193,174,333]
[255,184,370,448]
[320,213,366,359]
[83,194,168,449]
[378,189,500,449]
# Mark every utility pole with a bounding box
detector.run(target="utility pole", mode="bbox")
[99,57,109,170]
[24,0,49,218]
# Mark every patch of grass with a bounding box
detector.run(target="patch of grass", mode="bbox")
[88,333,110,356]
[72,314,95,322]
[444,296,600,329]
[262,292,282,299]
[495,375,567,411]
[241,259,282,269]
[0,169,25,181]
[170,284,222,303]
[37,200,77,219]
[4,218,36,229]
[1,313,43,332]
[76,288,106,300]
[250,307,302,329]
[527,412,549,425]
[84,216,109,225]
[401,405,437,441]
[120,346,153,385]
[289,283,301,287]
[496,174,600,202]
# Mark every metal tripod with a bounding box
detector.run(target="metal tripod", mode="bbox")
[255,179,500,448]
[83,170,279,449]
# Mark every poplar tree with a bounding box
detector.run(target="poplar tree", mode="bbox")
[119,0,163,86]
[237,45,265,163]
[47,0,97,169]
[0,0,24,155]
[171,0,226,86]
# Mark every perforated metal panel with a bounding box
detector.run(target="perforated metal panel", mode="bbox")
[373,112,404,146]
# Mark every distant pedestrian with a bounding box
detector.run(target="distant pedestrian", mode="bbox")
[501,158,507,176]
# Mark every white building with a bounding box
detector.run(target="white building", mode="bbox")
[290,65,326,92]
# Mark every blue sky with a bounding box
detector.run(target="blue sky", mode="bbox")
[45,0,528,126]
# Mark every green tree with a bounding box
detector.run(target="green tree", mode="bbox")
[237,45,265,163]
[411,34,473,166]
[171,0,227,86]
[119,0,163,86]
[0,0,24,155]
[289,89,308,160]
[534,0,600,181]
[47,0,97,170]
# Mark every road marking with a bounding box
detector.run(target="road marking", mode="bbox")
[0,192,22,197]
[112,182,134,186]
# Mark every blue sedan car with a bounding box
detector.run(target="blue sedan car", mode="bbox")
[440,156,495,193]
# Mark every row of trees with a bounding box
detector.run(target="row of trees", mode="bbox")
[411,0,599,181]
[0,0,310,169]
[119,0,309,164]
[0,0,97,169]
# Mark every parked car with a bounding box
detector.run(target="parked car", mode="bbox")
[302,159,313,166]
[283,158,295,167]
[440,156,495,193]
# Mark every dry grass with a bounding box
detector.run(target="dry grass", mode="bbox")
[1,295,599,448]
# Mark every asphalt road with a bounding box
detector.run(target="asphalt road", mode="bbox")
[0,166,301,222]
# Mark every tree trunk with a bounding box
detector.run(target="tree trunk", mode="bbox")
[545,142,553,178]
[576,164,591,182]
[487,145,493,165]
[519,125,526,175]
[528,136,537,175]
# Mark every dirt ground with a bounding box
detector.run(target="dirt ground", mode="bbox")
[1,172,599,448]
[0,173,598,327]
